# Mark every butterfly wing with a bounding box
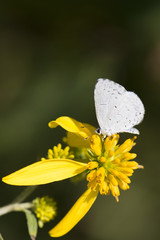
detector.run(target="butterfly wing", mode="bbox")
[94,78,145,136]
[94,78,126,135]
[107,91,145,135]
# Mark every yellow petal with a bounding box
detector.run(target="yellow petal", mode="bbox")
[65,132,90,147]
[116,137,136,154]
[2,159,87,186]
[49,116,95,139]
[90,134,102,156]
[104,134,119,151]
[49,187,99,237]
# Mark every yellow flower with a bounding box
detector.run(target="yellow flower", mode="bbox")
[86,134,142,202]
[2,116,143,237]
[42,143,74,160]
[33,196,57,228]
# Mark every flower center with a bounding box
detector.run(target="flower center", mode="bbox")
[86,134,143,202]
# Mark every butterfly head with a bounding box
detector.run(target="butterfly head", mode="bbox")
[96,127,115,138]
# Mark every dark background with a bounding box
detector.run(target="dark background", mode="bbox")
[0,1,160,240]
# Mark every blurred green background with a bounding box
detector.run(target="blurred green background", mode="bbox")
[0,1,160,240]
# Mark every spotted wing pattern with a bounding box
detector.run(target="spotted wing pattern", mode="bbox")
[94,78,145,136]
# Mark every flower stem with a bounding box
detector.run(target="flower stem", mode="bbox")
[0,202,33,216]
[12,186,37,203]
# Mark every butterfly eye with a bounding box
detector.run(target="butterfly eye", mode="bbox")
[95,128,101,134]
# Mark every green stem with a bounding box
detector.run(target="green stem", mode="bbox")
[0,202,33,216]
[12,186,37,203]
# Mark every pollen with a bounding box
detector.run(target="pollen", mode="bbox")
[86,134,143,201]
[100,156,106,162]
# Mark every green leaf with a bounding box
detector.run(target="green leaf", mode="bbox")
[0,234,4,240]
[24,210,38,240]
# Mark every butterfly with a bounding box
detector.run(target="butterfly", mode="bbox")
[94,78,145,136]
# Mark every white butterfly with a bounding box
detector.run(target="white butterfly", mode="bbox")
[94,78,145,136]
